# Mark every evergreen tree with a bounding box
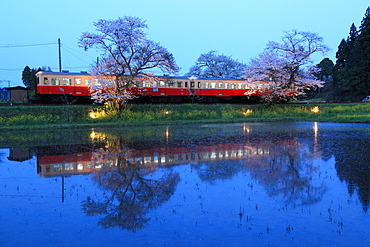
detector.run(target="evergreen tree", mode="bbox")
[331,7,370,102]
[316,58,334,99]
[22,66,41,98]
[317,58,334,81]
[356,7,370,101]
[332,24,359,101]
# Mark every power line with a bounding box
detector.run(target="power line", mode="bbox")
[0,42,57,48]
[0,68,23,71]
[62,44,97,60]
[62,45,95,67]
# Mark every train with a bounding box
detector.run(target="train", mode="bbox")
[35,71,295,103]
[36,140,281,177]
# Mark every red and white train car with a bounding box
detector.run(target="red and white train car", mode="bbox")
[35,71,291,103]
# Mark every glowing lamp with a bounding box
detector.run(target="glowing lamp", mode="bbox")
[311,106,320,113]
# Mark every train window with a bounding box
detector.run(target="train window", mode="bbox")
[133,81,141,87]
[225,83,229,89]
[93,79,100,85]
[63,78,72,86]
[159,81,165,87]
[177,81,182,88]
[51,78,60,85]
[210,152,217,159]
[86,161,93,169]
[231,83,236,89]
[144,157,151,164]
[204,82,209,88]
[198,82,201,88]
[75,78,82,85]
[43,77,49,85]
[185,81,188,87]
[238,83,242,89]
[219,83,223,88]
[53,164,62,172]
[210,82,216,89]
[245,84,250,89]
[178,154,183,161]
[65,163,74,171]
[161,156,166,163]
[168,81,175,88]
[153,81,158,87]
[144,81,151,87]
[190,81,194,88]
[168,155,175,162]
[85,79,90,85]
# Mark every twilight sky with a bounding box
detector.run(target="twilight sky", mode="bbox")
[0,0,369,86]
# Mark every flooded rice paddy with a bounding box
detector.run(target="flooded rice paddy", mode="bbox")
[0,122,369,246]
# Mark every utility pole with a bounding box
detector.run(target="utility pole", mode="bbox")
[58,38,62,72]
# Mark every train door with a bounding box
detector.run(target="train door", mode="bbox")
[38,76,50,95]
[151,80,160,96]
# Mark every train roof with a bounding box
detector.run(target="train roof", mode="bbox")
[36,71,89,76]
[36,71,245,81]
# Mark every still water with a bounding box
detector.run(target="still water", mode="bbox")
[0,122,369,246]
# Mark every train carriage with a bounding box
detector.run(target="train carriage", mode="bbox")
[35,71,284,103]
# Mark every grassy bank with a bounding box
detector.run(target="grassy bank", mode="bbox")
[0,103,369,130]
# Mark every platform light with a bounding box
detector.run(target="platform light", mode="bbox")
[89,109,106,119]
[311,106,320,113]
[242,109,253,116]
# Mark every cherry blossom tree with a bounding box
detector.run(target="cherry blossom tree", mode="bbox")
[79,16,180,110]
[186,50,246,78]
[244,30,329,106]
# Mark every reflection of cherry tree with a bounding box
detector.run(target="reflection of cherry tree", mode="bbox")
[192,161,244,184]
[246,139,326,206]
[82,147,180,231]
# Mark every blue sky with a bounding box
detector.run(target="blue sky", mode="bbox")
[0,0,369,86]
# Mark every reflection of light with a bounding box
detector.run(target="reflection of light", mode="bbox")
[165,126,170,141]
[311,106,320,113]
[89,112,97,119]
[243,124,251,134]
[313,122,319,155]
[90,131,97,139]
[89,129,107,141]
[165,111,170,115]
[313,122,318,134]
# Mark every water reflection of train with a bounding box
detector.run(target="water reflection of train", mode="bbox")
[36,142,280,177]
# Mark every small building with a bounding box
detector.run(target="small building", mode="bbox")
[7,147,32,162]
[6,86,28,102]
[0,88,9,101]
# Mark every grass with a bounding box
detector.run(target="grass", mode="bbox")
[0,103,369,130]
